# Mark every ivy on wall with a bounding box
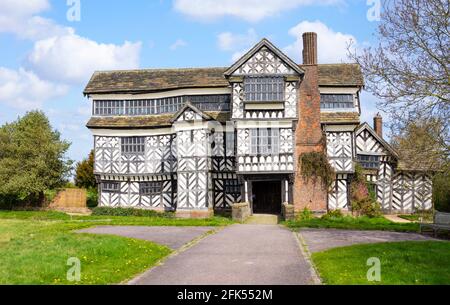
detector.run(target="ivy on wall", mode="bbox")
[299,152,335,188]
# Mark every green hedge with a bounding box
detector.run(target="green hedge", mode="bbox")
[433,172,450,212]
[91,207,174,218]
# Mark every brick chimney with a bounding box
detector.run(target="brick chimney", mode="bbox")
[302,32,318,65]
[374,113,383,138]
[293,32,327,213]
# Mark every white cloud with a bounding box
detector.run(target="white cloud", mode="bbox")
[217,29,259,62]
[27,34,142,84]
[170,39,187,50]
[0,0,71,40]
[174,0,342,22]
[0,0,49,18]
[284,20,357,64]
[218,28,257,51]
[1,1,142,85]
[0,67,68,109]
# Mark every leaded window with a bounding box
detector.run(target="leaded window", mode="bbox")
[244,77,284,102]
[357,155,380,169]
[320,94,354,109]
[224,180,240,194]
[188,95,231,111]
[94,100,125,115]
[121,137,145,155]
[140,181,162,195]
[250,128,280,155]
[102,181,120,192]
[93,95,231,116]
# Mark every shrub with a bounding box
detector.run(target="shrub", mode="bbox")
[433,170,450,212]
[351,197,382,218]
[44,189,59,204]
[297,208,314,221]
[86,188,98,208]
[91,207,174,218]
[322,209,344,220]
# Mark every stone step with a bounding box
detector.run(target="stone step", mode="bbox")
[245,214,280,225]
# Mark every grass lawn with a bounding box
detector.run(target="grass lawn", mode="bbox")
[312,241,450,285]
[284,215,419,232]
[0,210,232,284]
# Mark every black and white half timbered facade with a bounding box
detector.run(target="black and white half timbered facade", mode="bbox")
[84,34,433,216]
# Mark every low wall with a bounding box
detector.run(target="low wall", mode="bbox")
[176,209,214,219]
[232,202,251,223]
[49,188,89,214]
[281,203,295,221]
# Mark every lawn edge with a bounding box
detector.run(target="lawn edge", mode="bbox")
[293,231,322,285]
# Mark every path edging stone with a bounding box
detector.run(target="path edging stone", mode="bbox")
[294,231,322,285]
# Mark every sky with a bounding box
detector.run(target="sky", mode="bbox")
[0,0,384,164]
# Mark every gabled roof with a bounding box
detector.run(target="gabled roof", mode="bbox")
[170,102,213,123]
[355,123,399,158]
[223,38,305,77]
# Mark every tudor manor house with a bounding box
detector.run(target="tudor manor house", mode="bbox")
[84,33,433,218]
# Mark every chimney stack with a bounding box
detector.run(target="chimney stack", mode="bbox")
[374,113,383,138]
[302,32,318,65]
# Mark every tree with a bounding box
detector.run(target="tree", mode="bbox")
[0,111,73,205]
[391,118,449,171]
[349,0,449,157]
[391,119,450,212]
[74,150,96,189]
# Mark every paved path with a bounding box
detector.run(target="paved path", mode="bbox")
[130,224,315,285]
[384,215,412,223]
[300,228,435,253]
[78,226,214,250]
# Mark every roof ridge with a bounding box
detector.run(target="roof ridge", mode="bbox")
[94,66,228,74]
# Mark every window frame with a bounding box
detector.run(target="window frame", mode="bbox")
[121,137,145,156]
[102,181,120,192]
[250,128,280,156]
[244,76,285,102]
[93,95,231,116]
[357,154,381,169]
[140,181,163,196]
[224,179,240,194]
[320,94,355,109]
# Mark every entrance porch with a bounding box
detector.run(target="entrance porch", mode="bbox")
[240,174,293,215]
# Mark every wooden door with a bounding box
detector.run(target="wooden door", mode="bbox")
[252,181,282,214]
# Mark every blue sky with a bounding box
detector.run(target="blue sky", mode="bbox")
[0,0,383,164]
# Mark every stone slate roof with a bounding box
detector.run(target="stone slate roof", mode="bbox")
[84,64,364,95]
[316,64,364,87]
[87,111,230,129]
[84,67,229,95]
[321,112,361,124]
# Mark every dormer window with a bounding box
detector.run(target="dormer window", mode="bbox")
[244,77,284,102]
[320,94,354,109]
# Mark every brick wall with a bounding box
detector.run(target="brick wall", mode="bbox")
[293,62,328,212]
